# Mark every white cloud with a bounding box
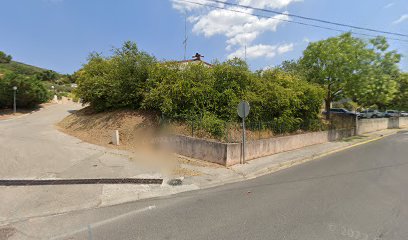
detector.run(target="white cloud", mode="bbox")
[191,7,290,48]
[228,43,294,59]
[393,14,408,24]
[238,0,303,9]
[170,0,300,61]
[383,2,395,8]
[171,0,226,13]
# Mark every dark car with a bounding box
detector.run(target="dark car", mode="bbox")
[324,108,359,117]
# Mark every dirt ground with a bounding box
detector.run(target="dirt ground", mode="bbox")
[56,107,221,176]
[0,103,55,120]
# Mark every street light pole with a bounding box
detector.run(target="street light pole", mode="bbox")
[12,86,17,114]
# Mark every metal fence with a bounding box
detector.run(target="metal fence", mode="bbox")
[158,114,357,143]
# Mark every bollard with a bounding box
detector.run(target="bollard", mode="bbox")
[112,130,120,145]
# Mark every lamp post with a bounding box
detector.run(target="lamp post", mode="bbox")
[12,86,17,114]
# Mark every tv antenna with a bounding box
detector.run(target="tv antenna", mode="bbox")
[183,15,188,60]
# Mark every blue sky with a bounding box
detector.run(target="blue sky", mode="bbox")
[0,0,407,74]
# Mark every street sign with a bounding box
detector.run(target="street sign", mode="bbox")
[237,101,250,119]
[237,101,250,164]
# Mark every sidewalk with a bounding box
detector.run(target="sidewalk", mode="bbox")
[0,127,403,227]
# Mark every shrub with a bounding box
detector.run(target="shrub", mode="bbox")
[200,112,226,138]
[75,41,156,111]
[0,73,51,108]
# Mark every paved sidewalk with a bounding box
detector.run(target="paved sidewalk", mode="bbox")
[0,103,404,226]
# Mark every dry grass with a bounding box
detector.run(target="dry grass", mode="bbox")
[56,107,160,152]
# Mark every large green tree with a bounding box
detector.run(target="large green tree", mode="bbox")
[299,33,401,114]
[390,73,408,110]
[300,33,370,115]
[347,37,401,109]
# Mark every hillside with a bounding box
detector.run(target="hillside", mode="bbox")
[0,61,48,76]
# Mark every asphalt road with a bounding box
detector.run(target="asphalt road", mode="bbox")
[52,130,408,240]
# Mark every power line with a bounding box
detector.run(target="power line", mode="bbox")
[204,0,408,38]
[177,0,408,43]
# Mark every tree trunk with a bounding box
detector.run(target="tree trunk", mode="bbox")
[325,98,331,120]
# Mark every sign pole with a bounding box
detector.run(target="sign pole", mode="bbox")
[237,100,250,165]
[242,112,246,164]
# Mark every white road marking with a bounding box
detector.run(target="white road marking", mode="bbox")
[50,205,156,240]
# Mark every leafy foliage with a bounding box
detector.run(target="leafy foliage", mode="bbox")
[299,33,401,112]
[0,51,12,63]
[0,73,51,108]
[143,58,325,134]
[74,41,156,111]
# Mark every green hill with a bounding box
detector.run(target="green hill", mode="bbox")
[0,61,48,76]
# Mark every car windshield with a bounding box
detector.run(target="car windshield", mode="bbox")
[1,1,407,239]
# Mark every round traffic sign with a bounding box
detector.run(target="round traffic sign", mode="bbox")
[237,101,250,118]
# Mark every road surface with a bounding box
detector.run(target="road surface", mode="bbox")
[27,130,408,240]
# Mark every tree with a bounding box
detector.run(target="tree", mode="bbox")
[0,51,12,63]
[75,41,156,111]
[347,37,401,109]
[390,73,408,110]
[0,73,50,108]
[299,33,370,116]
[36,70,59,81]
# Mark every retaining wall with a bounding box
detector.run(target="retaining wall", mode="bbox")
[167,128,354,166]
[168,117,407,166]
[357,118,389,134]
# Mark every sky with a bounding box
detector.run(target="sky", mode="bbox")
[0,0,407,74]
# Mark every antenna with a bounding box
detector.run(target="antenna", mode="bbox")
[183,15,188,60]
[244,45,247,62]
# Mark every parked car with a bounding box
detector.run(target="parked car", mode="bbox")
[400,111,408,117]
[324,108,359,117]
[384,110,400,118]
[359,110,384,118]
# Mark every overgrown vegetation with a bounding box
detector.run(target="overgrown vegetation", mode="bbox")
[0,73,51,108]
[73,33,406,139]
[0,50,76,108]
[75,43,325,138]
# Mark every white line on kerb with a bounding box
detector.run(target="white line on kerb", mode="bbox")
[50,205,156,240]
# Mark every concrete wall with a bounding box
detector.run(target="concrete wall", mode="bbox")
[357,117,407,134]
[167,117,407,166]
[167,129,354,166]
[400,117,408,127]
[166,135,228,165]
[357,118,389,134]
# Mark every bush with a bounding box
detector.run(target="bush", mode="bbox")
[74,41,156,111]
[200,112,226,138]
[0,73,51,108]
[0,51,12,63]
[76,41,326,138]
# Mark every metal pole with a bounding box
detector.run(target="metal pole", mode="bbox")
[13,89,16,114]
[242,105,246,164]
